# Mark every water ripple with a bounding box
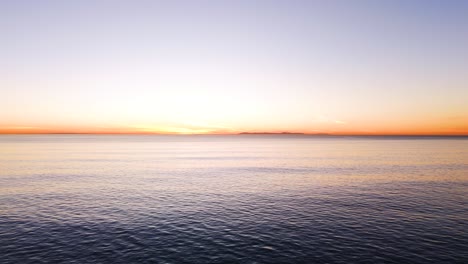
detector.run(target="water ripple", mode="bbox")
[1,136,468,263]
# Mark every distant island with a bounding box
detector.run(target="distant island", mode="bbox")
[238,132,305,135]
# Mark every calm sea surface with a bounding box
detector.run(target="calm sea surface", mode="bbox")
[1,135,467,263]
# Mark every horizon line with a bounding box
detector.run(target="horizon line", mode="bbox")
[1,132,467,137]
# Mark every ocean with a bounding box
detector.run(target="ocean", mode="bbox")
[1,135,467,263]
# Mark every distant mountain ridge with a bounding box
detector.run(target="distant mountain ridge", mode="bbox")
[238,132,307,135]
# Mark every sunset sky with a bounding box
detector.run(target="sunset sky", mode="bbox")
[2,0,467,135]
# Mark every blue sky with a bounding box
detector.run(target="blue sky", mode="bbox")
[1,0,468,134]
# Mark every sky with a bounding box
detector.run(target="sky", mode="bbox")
[1,0,468,135]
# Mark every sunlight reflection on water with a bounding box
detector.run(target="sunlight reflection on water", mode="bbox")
[1,135,467,263]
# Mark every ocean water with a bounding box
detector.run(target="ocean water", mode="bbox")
[1,135,467,263]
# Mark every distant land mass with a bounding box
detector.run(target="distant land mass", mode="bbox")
[239,132,310,135]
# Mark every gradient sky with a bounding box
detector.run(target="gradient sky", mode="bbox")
[2,0,468,135]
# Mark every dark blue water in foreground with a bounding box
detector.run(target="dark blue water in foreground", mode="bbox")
[1,135,467,263]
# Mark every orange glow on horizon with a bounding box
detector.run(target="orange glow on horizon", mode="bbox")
[1,124,467,136]
[2,1,467,139]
